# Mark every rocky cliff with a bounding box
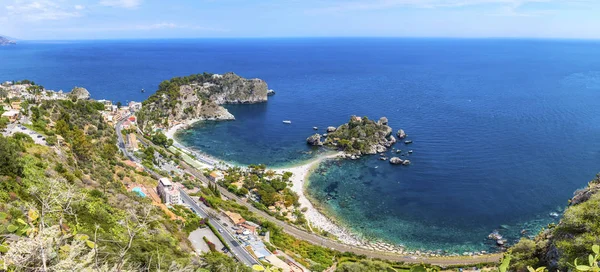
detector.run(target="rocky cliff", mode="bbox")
[69,87,91,100]
[137,72,269,131]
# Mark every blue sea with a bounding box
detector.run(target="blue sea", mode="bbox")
[3,38,600,253]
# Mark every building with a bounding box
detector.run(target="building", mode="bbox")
[97,99,113,111]
[224,211,245,225]
[209,171,225,182]
[157,178,181,205]
[10,101,21,111]
[128,101,142,112]
[126,133,139,150]
[1,109,20,122]
[122,120,132,129]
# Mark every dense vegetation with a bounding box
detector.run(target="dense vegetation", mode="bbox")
[506,175,600,271]
[206,165,306,225]
[324,116,393,155]
[0,98,241,271]
[136,73,218,132]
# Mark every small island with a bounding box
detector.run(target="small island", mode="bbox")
[307,115,411,163]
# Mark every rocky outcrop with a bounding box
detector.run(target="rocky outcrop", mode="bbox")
[390,157,410,165]
[69,87,90,100]
[137,72,270,131]
[506,176,600,271]
[389,157,403,165]
[317,116,396,157]
[378,117,388,125]
[306,134,323,146]
[397,129,406,139]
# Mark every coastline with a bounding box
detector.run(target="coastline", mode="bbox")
[163,119,417,255]
[273,153,368,246]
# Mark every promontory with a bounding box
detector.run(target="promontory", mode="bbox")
[137,72,270,132]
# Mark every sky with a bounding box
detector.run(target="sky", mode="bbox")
[0,0,599,40]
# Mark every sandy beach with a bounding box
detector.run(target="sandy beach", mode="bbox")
[165,120,363,244]
[274,153,366,246]
[164,122,411,252]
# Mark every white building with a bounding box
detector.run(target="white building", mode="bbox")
[128,101,142,112]
[157,177,181,205]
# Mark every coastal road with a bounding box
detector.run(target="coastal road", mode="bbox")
[179,189,259,266]
[119,118,502,267]
[171,149,503,266]
[116,117,259,266]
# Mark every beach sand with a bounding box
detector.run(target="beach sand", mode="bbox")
[274,153,365,246]
[164,122,409,251]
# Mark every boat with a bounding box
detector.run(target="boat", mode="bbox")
[141,88,145,93]
[404,140,413,144]
[313,126,318,130]
[283,120,292,124]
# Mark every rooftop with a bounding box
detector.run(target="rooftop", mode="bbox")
[159,177,172,186]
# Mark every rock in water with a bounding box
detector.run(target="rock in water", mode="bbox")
[306,134,323,146]
[267,89,276,96]
[402,159,411,165]
[388,135,397,144]
[378,117,388,125]
[389,157,403,165]
[327,126,337,132]
[69,87,91,100]
[397,129,407,139]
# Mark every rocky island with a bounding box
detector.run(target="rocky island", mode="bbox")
[0,36,16,46]
[137,72,270,132]
[307,115,408,160]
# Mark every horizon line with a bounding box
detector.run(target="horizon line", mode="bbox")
[10,36,600,42]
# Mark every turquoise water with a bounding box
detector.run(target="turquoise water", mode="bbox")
[2,38,600,253]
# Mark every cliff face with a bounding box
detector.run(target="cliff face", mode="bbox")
[138,72,269,131]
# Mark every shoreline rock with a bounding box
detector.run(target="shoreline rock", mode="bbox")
[306,134,323,146]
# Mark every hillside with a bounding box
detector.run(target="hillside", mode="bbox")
[137,72,269,132]
[507,175,600,271]
[0,98,246,271]
[0,36,16,45]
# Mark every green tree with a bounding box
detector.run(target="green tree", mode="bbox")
[200,252,251,272]
[0,117,8,130]
[0,135,23,177]
[71,128,93,161]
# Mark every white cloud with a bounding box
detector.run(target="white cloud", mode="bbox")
[3,0,83,21]
[74,4,84,10]
[312,0,561,13]
[135,22,178,30]
[36,22,229,32]
[99,0,142,9]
